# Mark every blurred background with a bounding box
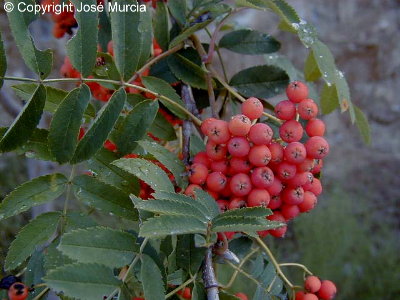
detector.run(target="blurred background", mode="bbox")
[0,1,399,299]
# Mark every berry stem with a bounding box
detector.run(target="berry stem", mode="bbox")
[165,276,196,299]
[222,247,259,289]
[255,237,294,289]
[0,76,202,126]
[127,43,184,83]
[279,263,313,276]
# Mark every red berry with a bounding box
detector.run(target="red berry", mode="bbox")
[206,141,227,161]
[234,293,248,300]
[286,172,311,187]
[305,136,329,159]
[268,142,284,165]
[177,287,191,299]
[251,167,274,188]
[268,195,282,210]
[211,160,229,174]
[188,163,208,185]
[298,99,318,120]
[228,114,251,136]
[267,212,287,238]
[193,151,211,168]
[303,177,322,196]
[206,189,220,200]
[295,291,306,300]
[229,197,247,210]
[219,180,232,197]
[279,120,304,143]
[230,157,252,174]
[276,162,297,181]
[205,119,230,144]
[230,173,252,197]
[275,100,296,120]
[305,276,322,293]
[201,118,218,135]
[286,81,309,103]
[242,97,264,120]
[303,294,318,300]
[206,172,227,192]
[266,177,283,196]
[217,199,229,212]
[107,40,114,56]
[298,191,318,213]
[248,123,273,145]
[306,118,326,137]
[247,189,270,207]
[284,142,307,164]
[184,184,201,197]
[317,280,337,300]
[282,186,304,205]
[228,137,251,158]
[248,145,271,167]
[297,158,315,172]
[281,204,300,220]
[8,283,29,300]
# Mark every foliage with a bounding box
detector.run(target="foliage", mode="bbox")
[0,1,370,300]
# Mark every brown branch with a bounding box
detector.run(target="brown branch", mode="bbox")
[203,247,220,300]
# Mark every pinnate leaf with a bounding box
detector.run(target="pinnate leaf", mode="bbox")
[0,173,67,221]
[141,255,166,300]
[5,212,61,270]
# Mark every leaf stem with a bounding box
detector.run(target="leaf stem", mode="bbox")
[31,287,50,300]
[1,76,202,126]
[127,43,184,83]
[63,165,76,216]
[165,276,196,299]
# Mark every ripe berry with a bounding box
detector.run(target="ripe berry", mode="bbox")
[306,118,326,137]
[206,189,220,200]
[279,120,303,143]
[242,97,264,120]
[228,137,251,158]
[268,195,282,210]
[282,186,304,205]
[229,197,247,210]
[275,100,296,120]
[298,99,318,120]
[317,280,337,300]
[303,294,318,300]
[266,177,283,196]
[217,199,229,212]
[228,114,251,136]
[201,118,218,135]
[248,145,271,167]
[8,283,29,300]
[281,204,300,220]
[251,167,274,188]
[177,287,191,299]
[248,123,273,145]
[206,172,227,192]
[234,293,248,300]
[276,162,297,181]
[298,191,318,213]
[268,142,284,165]
[184,184,201,197]
[286,172,310,187]
[205,119,230,144]
[305,276,322,293]
[305,136,329,159]
[220,180,232,197]
[295,291,306,300]
[230,173,252,197]
[303,177,322,196]
[284,142,307,164]
[193,151,211,168]
[286,81,309,103]
[230,157,252,174]
[211,160,229,174]
[188,163,209,185]
[267,212,287,238]
[297,158,315,172]
[206,141,227,161]
[247,189,270,207]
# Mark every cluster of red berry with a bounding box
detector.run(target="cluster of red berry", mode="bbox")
[185,81,329,238]
[296,276,337,300]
